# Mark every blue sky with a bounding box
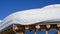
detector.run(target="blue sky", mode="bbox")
[0,0,60,34]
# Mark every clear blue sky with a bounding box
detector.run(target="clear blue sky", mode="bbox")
[0,0,60,34]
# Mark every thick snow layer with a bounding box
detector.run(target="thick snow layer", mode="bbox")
[0,4,60,31]
[2,4,60,25]
[0,20,2,24]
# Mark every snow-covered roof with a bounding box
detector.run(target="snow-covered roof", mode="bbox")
[3,4,60,25]
[0,4,60,31]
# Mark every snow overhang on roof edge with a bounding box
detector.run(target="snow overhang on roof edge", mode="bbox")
[0,4,60,31]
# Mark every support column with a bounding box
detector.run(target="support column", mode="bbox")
[35,24,40,34]
[46,30,48,34]
[58,30,60,34]
[57,24,60,34]
[46,24,50,34]
[34,32,36,34]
